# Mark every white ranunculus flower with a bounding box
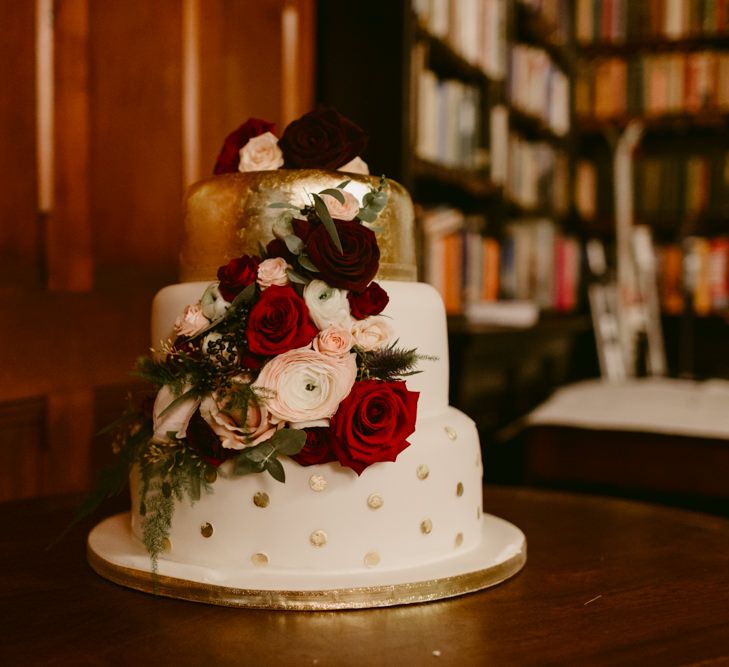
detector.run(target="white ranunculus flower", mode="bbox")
[303,279,353,330]
[238,132,284,172]
[320,190,360,221]
[338,156,370,175]
[200,283,230,320]
[174,303,209,338]
[351,316,395,351]
[257,257,290,289]
[253,348,357,426]
[152,385,200,443]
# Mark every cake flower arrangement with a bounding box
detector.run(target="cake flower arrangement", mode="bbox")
[82,109,426,564]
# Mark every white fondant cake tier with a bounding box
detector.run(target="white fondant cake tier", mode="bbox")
[135,280,485,573]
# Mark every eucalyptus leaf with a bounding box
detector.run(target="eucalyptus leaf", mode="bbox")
[318,188,345,203]
[231,282,257,307]
[267,428,307,456]
[266,458,286,483]
[312,193,343,253]
[286,269,309,285]
[233,454,263,476]
[273,217,294,240]
[156,387,199,419]
[245,443,271,463]
[284,234,304,255]
[357,208,378,223]
[297,254,319,272]
[336,179,351,189]
[268,202,300,209]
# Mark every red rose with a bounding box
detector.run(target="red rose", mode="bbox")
[217,255,260,302]
[246,285,318,356]
[290,428,337,466]
[213,118,275,174]
[347,282,389,319]
[279,108,367,170]
[329,380,419,475]
[307,220,380,292]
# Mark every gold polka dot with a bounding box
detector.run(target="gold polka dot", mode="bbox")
[367,493,384,510]
[162,537,172,552]
[309,474,328,492]
[251,552,269,566]
[204,469,218,484]
[200,522,214,538]
[416,464,430,480]
[420,519,433,534]
[253,491,270,508]
[445,426,457,441]
[364,551,380,567]
[456,482,464,497]
[455,532,464,547]
[310,530,327,547]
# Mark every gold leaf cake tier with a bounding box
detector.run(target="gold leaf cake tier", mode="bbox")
[181,170,417,283]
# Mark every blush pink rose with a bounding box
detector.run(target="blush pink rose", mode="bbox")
[257,257,290,290]
[253,348,357,426]
[199,391,279,449]
[238,132,284,172]
[174,303,209,338]
[320,190,360,221]
[313,326,353,356]
[351,316,395,351]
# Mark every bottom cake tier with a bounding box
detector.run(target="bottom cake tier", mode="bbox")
[129,407,484,573]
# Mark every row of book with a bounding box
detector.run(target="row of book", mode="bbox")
[508,45,570,135]
[421,207,582,317]
[575,52,729,119]
[412,0,507,80]
[519,0,570,45]
[413,57,483,169]
[657,237,729,315]
[505,133,569,214]
[575,151,729,223]
[576,0,729,44]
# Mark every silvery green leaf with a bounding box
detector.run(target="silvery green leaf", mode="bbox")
[284,234,304,255]
[297,254,319,272]
[231,282,257,306]
[362,223,385,233]
[269,428,307,455]
[286,269,309,285]
[318,188,345,203]
[358,208,378,223]
[312,193,343,253]
[233,455,261,476]
[336,179,351,189]
[272,217,294,240]
[268,202,299,209]
[266,457,286,483]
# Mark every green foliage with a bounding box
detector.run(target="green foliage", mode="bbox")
[358,175,389,223]
[312,193,344,253]
[357,342,434,382]
[318,188,345,203]
[232,428,307,482]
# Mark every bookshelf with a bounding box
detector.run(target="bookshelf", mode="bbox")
[316,1,595,458]
[572,0,729,377]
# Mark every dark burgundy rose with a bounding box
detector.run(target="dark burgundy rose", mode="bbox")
[290,427,337,466]
[329,380,419,475]
[279,108,367,170]
[246,285,318,356]
[347,282,389,319]
[185,410,237,468]
[213,118,276,174]
[265,219,312,264]
[306,220,380,292]
[217,255,260,301]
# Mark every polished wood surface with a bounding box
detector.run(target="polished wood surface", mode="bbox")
[3,487,728,665]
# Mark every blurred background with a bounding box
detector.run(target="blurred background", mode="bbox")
[1,0,728,514]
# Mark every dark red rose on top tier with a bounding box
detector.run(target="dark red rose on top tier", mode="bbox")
[290,427,337,467]
[347,282,389,319]
[329,380,419,475]
[265,219,312,264]
[307,220,380,292]
[279,108,367,170]
[246,285,318,356]
[213,118,275,174]
[217,255,260,302]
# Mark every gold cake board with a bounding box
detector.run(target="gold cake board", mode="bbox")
[87,513,526,610]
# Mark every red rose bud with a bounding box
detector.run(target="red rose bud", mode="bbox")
[347,282,389,319]
[290,427,338,466]
[330,380,419,475]
[246,285,318,356]
[213,118,276,174]
[306,220,380,292]
[279,108,367,170]
[217,255,260,302]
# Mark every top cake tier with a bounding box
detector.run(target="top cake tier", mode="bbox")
[180,170,417,283]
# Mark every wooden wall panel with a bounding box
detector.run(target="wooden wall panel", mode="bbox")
[89,0,184,287]
[0,2,39,288]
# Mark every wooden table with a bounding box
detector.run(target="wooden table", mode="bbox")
[3,487,729,666]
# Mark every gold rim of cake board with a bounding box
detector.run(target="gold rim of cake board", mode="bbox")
[87,543,526,611]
